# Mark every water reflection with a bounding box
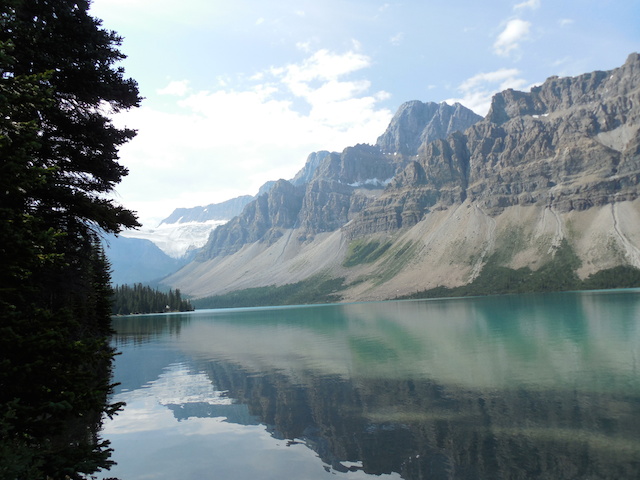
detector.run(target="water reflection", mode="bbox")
[105,291,640,479]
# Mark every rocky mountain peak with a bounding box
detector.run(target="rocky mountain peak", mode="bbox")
[346,52,640,238]
[376,100,482,155]
[487,53,640,125]
[291,151,332,186]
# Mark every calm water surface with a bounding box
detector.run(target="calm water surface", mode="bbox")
[101,290,640,479]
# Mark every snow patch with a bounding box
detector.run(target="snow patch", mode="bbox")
[122,219,227,258]
[347,177,393,188]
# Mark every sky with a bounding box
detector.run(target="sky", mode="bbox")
[89,0,640,227]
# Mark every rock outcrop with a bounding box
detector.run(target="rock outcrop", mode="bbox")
[291,151,332,186]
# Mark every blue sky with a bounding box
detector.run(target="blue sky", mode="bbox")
[89,0,640,226]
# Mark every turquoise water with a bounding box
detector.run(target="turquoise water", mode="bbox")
[101,290,640,479]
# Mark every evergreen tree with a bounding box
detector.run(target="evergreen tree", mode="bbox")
[111,284,194,315]
[0,1,140,478]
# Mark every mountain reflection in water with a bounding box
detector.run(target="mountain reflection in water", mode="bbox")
[104,290,640,480]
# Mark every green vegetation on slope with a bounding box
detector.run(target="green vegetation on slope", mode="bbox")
[403,239,640,300]
[581,265,640,290]
[193,273,346,309]
[373,240,419,286]
[343,239,392,267]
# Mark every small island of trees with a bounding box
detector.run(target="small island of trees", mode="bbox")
[112,284,194,315]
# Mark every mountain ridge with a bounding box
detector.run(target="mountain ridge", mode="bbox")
[164,53,640,302]
[196,102,482,259]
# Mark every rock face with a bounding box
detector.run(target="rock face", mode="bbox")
[198,179,305,258]
[198,104,482,256]
[376,101,482,155]
[345,53,640,236]
[298,144,401,234]
[166,54,640,301]
[291,151,332,186]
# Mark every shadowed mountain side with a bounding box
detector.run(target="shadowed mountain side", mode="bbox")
[102,234,189,285]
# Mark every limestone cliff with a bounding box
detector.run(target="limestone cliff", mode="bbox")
[376,100,482,155]
[165,54,640,301]
[197,179,304,258]
[197,103,482,255]
[346,53,640,236]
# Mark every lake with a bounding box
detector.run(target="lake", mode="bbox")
[101,290,640,479]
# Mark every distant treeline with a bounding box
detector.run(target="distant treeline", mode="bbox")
[112,284,194,315]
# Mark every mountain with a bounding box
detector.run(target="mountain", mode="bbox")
[376,100,483,155]
[291,151,332,186]
[102,234,189,286]
[196,102,481,259]
[118,195,254,260]
[160,195,254,224]
[165,54,640,302]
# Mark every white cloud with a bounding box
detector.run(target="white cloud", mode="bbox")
[445,68,528,116]
[514,0,540,10]
[157,80,190,97]
[111,49,393,225]
[559,18,574,27]
[493,19,531,57]
[274,49,373,99]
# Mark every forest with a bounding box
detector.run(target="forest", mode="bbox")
[112,284,194,315]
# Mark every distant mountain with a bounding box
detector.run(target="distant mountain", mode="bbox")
[164,53,640,302]
[118,195,254,260]
[160,195,254,225]
[102,234,189,286]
